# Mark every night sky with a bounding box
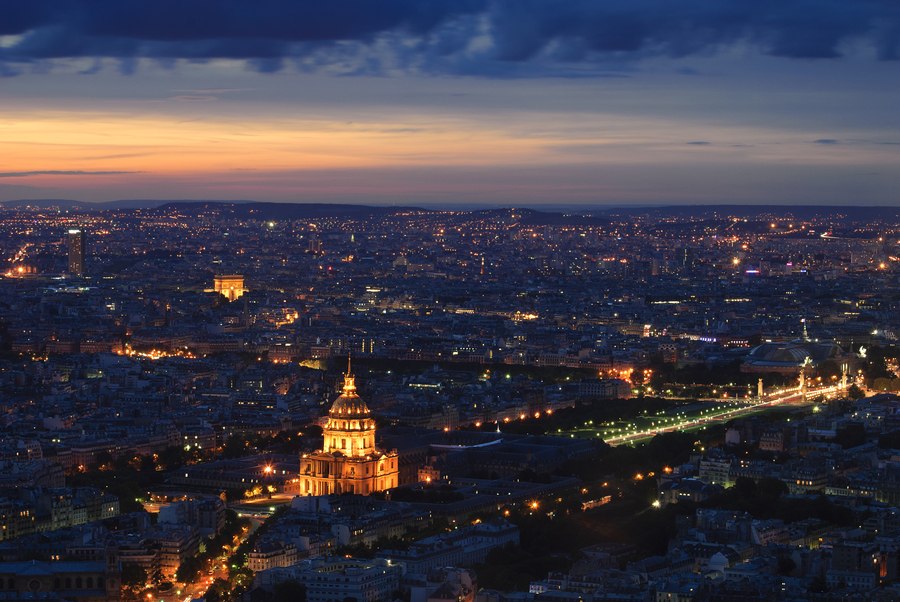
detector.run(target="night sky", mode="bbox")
[1,1,899,206]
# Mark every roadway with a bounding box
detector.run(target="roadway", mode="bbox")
[601,384,843,446]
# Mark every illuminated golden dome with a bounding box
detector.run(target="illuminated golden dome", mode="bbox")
[298,355,398,496]
[328,361,371,418]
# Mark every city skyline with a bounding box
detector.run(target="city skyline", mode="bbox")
[1,1,900,206]
[0,191,896,601]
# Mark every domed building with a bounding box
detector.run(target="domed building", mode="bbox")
[297,364,398,496]
[741,340,844,375]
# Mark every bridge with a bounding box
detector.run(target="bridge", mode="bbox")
[602,384,845,446]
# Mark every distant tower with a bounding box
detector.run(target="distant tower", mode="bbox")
[677,247,696,270]
[67,229,85,276]
[801,318,809,341]
[308,234,323,256]
[757,378,764,399]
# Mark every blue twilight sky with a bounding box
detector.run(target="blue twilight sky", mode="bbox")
[0,0,899,206]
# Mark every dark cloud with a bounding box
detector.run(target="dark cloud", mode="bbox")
[0,170,139,178]
[813,138,840,144]
[0,1,898,75]
[686,141,711,145]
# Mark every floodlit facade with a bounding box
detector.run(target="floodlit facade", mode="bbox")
[213,274,246,301]
[298,364,398,496]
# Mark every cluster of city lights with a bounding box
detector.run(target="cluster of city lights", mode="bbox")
[118,345,198,360]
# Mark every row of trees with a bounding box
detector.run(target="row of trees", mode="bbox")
[176,510,249,582]
[475,430,711,590]
[69,448,191,514]
[202,507,290,602]
[221,427,320,459]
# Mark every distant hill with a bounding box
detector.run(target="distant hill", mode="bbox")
[0,199,96,210]
[465,207,611,226]
[593,204,900,220]
[0,199,424,217]
[144,202,613,227]
[2,199,895,223]
[154,201,425,219]
[0,198,174,210]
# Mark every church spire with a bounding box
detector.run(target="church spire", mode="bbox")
[342,352,356,394]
